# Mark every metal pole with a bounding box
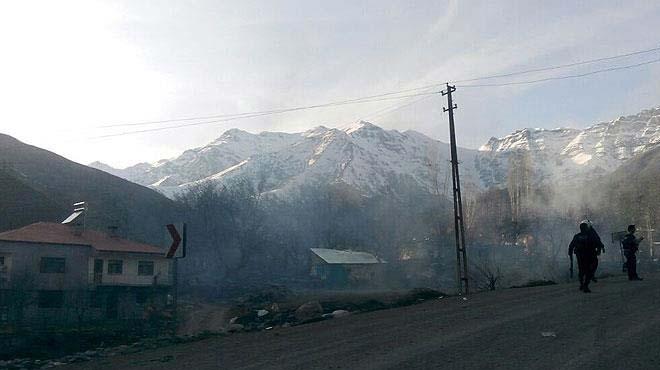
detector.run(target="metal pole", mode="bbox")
[174,223,187,318]
[442,83,469,295]
[173,257,178,314]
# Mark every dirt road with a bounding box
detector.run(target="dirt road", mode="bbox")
[66,274,660,369]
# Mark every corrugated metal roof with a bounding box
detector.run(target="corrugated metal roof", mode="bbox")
[310,248,385,264]
[0,222,164,255]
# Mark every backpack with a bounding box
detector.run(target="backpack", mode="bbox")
[573,233,595,254]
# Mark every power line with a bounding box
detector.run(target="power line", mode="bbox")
[451,45,660,83]
[111,55,659,138]
[97,85,445,129]
[457,57,660,88]
[92,91,440,138]
[97,44,660,130]
[91,56,659,139]
[88,44,660,137]
[356,91,436,123]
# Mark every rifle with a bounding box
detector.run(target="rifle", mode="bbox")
[569,253,574,278]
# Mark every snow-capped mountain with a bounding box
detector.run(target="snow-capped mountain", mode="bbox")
[91,106,660,198]
[476,107,660,187]
[108,129,300,189]
[93,122,480,198]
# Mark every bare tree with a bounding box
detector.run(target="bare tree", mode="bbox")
[507,151,533,225]
[470,256,503,291]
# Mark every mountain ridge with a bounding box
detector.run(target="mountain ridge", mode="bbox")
[91,106,660,198]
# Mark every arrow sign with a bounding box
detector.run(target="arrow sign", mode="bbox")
[166,224,182,258]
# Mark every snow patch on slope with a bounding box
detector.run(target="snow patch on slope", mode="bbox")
[91,106,660,198]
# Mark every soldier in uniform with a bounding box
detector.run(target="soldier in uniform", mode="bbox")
[568,222,600,293]
[582,220,605,283]
[622,224,644,281]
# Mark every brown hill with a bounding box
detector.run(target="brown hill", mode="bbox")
[0,134,179,246]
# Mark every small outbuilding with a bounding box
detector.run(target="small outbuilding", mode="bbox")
[310,248,386,288]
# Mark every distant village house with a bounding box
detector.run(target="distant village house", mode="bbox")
[310,248,386,288]
[0,207,172,331]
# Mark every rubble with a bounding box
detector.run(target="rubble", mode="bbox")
[294,301,324,322]
[224,288,447,332]
[331,310,350,318]
[228,324,245,332]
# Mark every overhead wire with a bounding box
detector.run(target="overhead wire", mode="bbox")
[89,44,660,137]
[450,45,660,83]
[97,85,446,128]
[92,90,440,138]
[456,57,660,88]
[355,90,437,123]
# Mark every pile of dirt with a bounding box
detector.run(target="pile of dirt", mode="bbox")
[226,288,446,332]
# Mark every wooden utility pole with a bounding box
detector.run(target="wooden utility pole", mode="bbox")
[442,83,469,295]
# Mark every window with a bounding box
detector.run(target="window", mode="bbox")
[93,259,103,274]
[38,290,64,308]
[107,260,123,275]
[93,259,103,283]
[0,256,4,265]
[40,257,65,273]
[138,261,154,276]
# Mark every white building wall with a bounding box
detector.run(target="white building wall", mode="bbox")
[87,253,172,286]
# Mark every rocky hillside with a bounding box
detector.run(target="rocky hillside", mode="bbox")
[477,107,660,187]
[93,122,481,198]
[93,106,660,198]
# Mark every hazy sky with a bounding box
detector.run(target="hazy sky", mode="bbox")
[1,0,659,167]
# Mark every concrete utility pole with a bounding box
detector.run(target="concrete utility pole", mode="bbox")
[442,83,469,295]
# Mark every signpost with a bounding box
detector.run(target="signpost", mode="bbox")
[166,223,187,316]
[166,224,183,258]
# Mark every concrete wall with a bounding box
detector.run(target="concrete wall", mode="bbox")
[0,241,173,330]
[0,241,92,291]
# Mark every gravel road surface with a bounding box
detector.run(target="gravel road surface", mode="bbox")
[65,274,660,370]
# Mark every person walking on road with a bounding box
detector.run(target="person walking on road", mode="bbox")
[622,224,644,281]
[568,222,600,293]
[582,220,605,283]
